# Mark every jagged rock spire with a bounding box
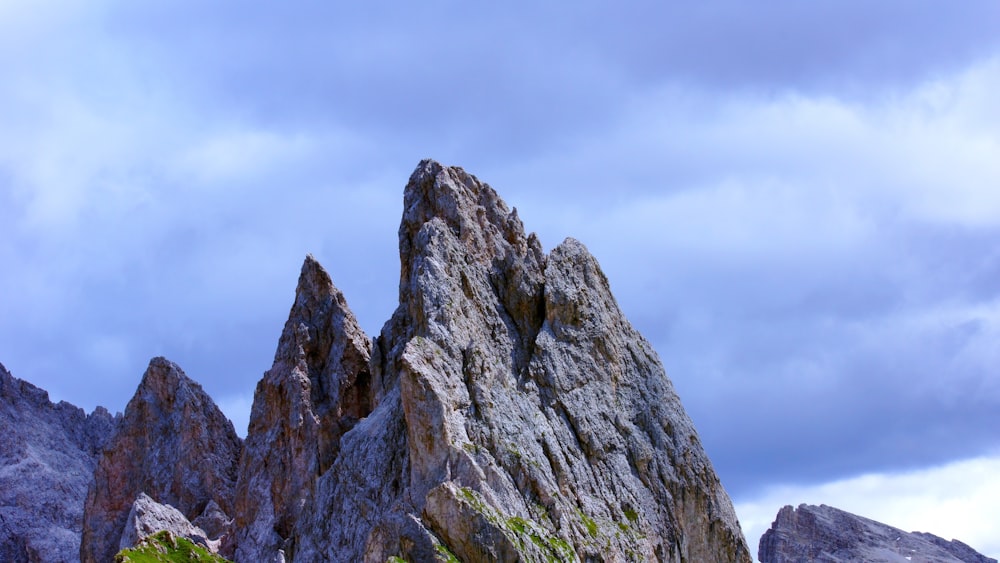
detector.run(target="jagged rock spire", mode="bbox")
[291,160,752,562]
[81,357,242,563]
[20,161,750,563]
[232,255,373,562]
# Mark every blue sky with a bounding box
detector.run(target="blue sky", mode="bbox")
[2,1,999,556]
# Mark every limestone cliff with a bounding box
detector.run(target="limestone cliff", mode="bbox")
[0,362,117,562]
[758,504,996,563]
[240,160,751,562]
[80,357,242,563]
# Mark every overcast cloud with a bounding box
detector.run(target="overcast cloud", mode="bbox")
[2,1,999,555]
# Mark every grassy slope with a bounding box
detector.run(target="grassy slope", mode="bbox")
[113,530,230,563]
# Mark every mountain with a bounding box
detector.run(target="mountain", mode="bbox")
[80,357,243,563]
[6,159,750,562]
[758,504,996,563]
[232,254,373,562]
[235,159,751,562]
[0,361,117,562]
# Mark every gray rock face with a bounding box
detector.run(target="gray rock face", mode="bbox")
[233,255,373,563]
[193,499,233,545]
[80,357,242,563]
[118,493,210,552]
[242,160,750,562]
[0,361,118,563]
[758,504,996,563]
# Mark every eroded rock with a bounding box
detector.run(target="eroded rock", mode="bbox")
[118,493,210,552]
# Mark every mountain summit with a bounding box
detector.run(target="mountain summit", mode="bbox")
[81,357,242,563]
[234,159,751,561]
[22,159,755,562]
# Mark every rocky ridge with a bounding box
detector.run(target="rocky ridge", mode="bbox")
[758,504,996,563]
[80,357,242,563]
[0,361,118,562]
[7,159,753,562]
[241,160,752,561]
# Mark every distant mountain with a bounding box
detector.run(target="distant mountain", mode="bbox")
[0,362,117,562]
[759,503,996,563]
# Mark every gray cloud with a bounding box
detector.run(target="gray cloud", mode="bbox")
[1,0,999,502]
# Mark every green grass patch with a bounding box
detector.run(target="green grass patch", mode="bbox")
[623,507,639,523]
[458,487,577,562]
[576,509,598,538]
[435,544,461,563]
[113,530,229,563]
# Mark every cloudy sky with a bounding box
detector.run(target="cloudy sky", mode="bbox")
[2,0,999,557]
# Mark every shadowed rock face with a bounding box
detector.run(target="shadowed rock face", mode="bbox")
[239,160,751,562]
[0,362,117,563]
[758,504,996,563]
[80,357,242,563]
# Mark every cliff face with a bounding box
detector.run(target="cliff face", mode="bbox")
[80,357,242,563]
[0,362,117,563]
[758,504,996,563]
[238,160,751,562]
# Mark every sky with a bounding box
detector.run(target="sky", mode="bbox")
[2,0,999,557]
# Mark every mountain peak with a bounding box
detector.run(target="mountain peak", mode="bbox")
[759,504,996,563]
[81,357,242,563]
[58,160,752,562]
[293,160,751,561]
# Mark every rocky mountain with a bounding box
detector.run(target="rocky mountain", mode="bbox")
[7,159,750,562]
[0,361,118,562]
[758,504,996,563]
[80,357,243,563]
[232,254,373,562]
[236,159,752,561]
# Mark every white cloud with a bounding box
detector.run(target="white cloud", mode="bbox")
[174,130,322,185]
[735,454,1000,561]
